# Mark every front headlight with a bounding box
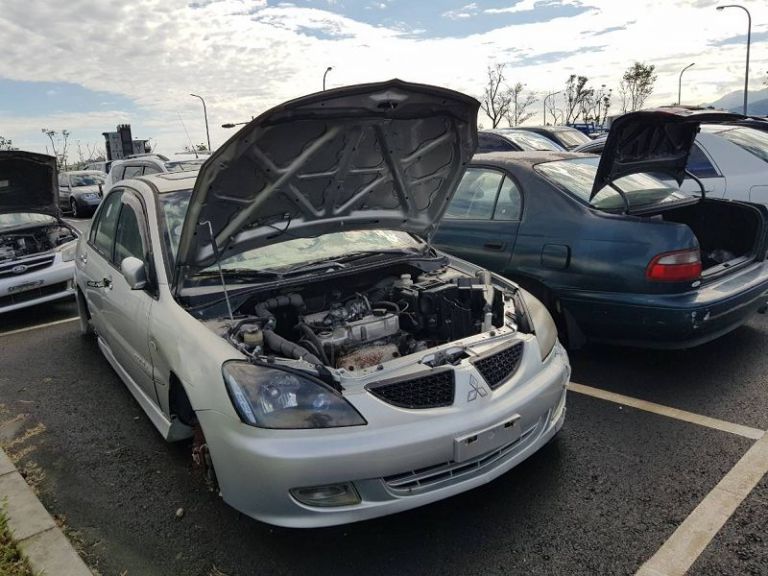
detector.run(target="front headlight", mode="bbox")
[82,193,100,200]
[222,361,366,429]
[519,290,558,360]
[57,242,77,262]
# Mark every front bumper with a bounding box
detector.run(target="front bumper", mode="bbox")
[560,260,768,349]
[0,255,75,314]
[197,342,569,528]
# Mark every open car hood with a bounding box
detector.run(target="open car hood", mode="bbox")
[591,108,745,199]
[176,79,479,271]
[0,152,59,217]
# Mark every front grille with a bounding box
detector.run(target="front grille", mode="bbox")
[367,369,455,409]
[384,423,538,495]
[0,254,55,278]
[0,281,69,308]
[472,341,524,390]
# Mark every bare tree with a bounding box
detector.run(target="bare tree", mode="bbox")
[505,83,538,127]
[563,75,593,124]
[0,136,15,151]
[41,128,71,169]
[479,64,513,129]
[619,62,657,113]
[581,85,613,128]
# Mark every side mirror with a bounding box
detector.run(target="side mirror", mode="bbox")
[121,256,147,290]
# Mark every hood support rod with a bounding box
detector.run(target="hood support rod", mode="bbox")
[202,220,234,321]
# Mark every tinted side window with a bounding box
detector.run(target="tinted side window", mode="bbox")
[687,144,719,178]
[493,177,522,220]
[445,169,503,220]
[111,166,125,181]
[122,165,143,179]
[92,191,122,257]
[478,134,517,152]
[114,204,145,264]
[142,164,162,175]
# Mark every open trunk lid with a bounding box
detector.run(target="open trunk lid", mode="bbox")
[175,79,479,277]
[591,108,745,200]
[0,152,59,218]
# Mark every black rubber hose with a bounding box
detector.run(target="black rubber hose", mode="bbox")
[263,330,322,365]
[373,300,401,313]
[297,323,331,365]
[254,293,305,328]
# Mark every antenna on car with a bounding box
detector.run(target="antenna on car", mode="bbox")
[201,220,234,320]
[178,113,200,159]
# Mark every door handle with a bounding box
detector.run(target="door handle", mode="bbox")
[86,277,112,289]
[78,253,87,264]
[483,241,505,251]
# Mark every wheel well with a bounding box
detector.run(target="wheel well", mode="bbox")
[169,373,197,426]
[512,276,585,349]
[76,286,91,319]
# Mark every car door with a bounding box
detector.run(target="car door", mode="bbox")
[100,190,158,404]
[433,167,522,272]
[58,174,71,209]
[80,190,123,337]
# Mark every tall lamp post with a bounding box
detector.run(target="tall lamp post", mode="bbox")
[543,90,561,125]
[189,93,211,151]
[323,66,333,91]
[678,63,695,106]
[716,4,752,115]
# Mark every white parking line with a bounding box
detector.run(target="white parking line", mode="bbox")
[568,382,765,440]
[636,433,768,576]
[0,317,79,338]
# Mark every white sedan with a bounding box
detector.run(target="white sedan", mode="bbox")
[74,80,569,528]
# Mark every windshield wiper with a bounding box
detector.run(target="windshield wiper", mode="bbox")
[194,268,283,281]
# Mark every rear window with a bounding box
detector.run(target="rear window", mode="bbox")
[717,127,768,163]
[164,160,205,173]
[535,157,688,211]
[553,128,591,148]
[505,131,564,152]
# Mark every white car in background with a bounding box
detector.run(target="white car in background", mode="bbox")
[0,152,78,314]
[104,153,207,192]
[74,80,569,527]
[575,122,768,204]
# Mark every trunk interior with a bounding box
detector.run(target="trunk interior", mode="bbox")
[658,200,763,274]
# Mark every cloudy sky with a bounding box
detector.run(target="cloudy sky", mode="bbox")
[1,0,766,158]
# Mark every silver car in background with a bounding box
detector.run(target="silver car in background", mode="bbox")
[1,152,78,314]
[75,80,569,527]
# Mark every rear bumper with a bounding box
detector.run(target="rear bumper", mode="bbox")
[559,262,768,349]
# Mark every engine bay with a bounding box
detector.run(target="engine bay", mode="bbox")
[0,223,76,263]
[202,261,516,372]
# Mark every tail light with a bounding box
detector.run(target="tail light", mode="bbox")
[646,249,702,282]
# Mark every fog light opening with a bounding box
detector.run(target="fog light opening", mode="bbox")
[290,482,361,508]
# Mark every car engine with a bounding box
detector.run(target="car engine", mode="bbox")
[204,263,511,372]
[0,224,75,263]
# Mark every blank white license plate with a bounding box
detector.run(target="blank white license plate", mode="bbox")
[454,415,521,463]
[8,280,43,294]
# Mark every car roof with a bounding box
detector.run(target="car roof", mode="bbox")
[471,150,587,168]
[132,172,198,194]
[64,170,103,175]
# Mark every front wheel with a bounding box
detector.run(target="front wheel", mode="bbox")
[70,198,79,218]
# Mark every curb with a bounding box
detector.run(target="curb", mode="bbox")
[0,448,92,576]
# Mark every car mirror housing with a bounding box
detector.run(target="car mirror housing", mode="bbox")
[121,256,148,290]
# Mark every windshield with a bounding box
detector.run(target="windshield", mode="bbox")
[159,190,423,272]
[554,129,591,148]
[505,131,563,152]
[717,127,768,163]
[70,173,105,187]
[0,213,57,229]
[164,160,206,173]
[535,157,688,211]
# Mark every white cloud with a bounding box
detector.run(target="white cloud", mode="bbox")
[0,0,766,153]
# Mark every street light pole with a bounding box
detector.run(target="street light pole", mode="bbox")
[717,4,752,115]
[189,93,211,151]
[678,63,695,106]
[543,90,561,125]
[323,66,333,91]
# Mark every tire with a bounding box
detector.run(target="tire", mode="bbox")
[70,198,79,218]
[76,288,94,337]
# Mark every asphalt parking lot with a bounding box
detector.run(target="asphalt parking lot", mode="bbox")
[1,225,767,575]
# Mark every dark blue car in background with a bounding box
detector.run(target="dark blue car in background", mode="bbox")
[434,110,768,349]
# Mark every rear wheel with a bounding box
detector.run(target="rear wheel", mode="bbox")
[70,198,79,218]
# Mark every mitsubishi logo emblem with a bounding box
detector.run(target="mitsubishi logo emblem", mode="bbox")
[11,265,27,274]
[467,375,488,402]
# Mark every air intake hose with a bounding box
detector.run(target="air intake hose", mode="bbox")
[263,330,322,366]
[254,293,305,329]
